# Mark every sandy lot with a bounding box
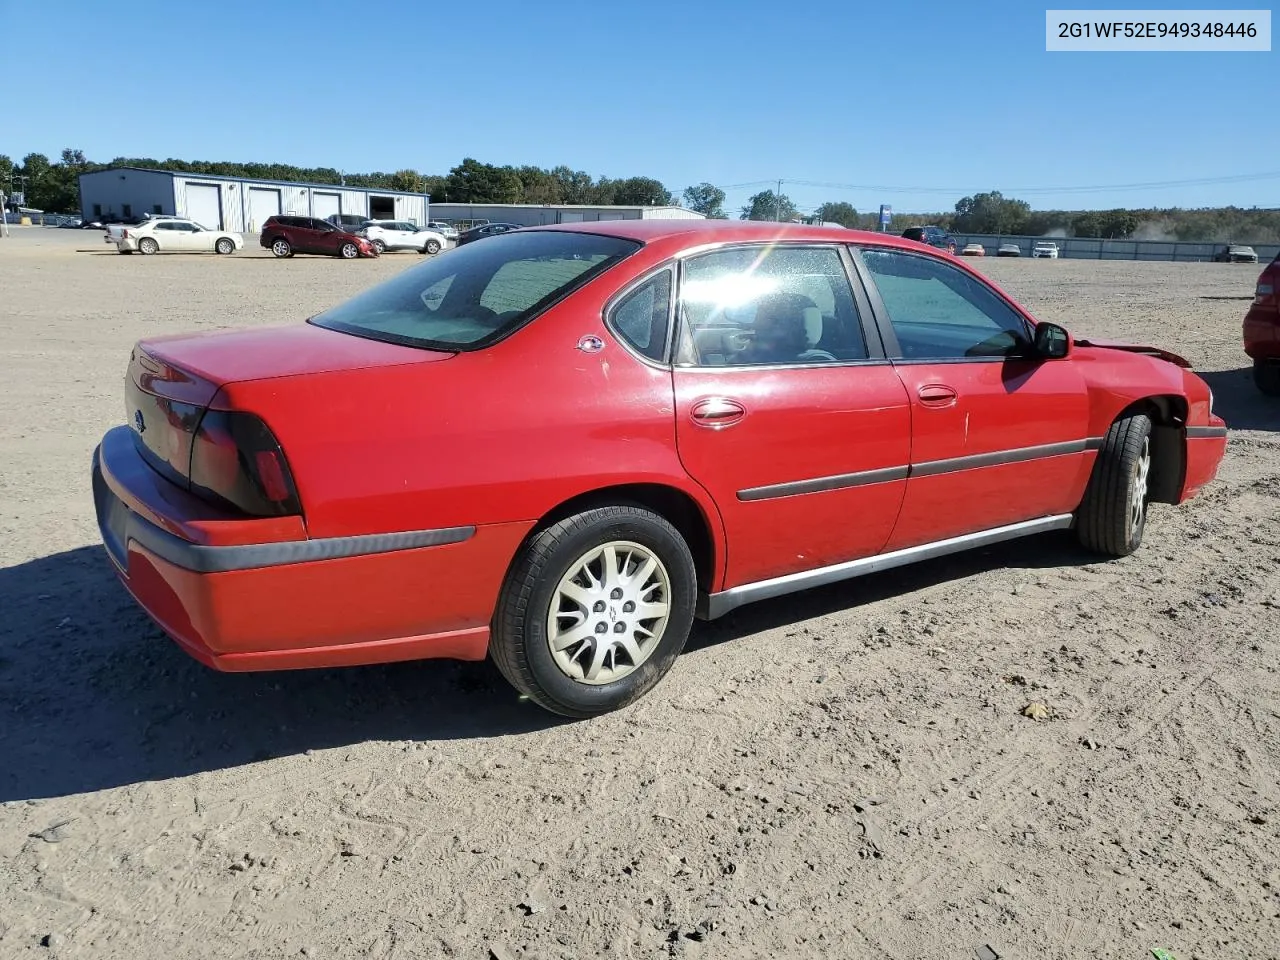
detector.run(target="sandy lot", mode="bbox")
[1,229,1277,960]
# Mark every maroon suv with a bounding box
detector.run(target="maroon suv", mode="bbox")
[259,216,378,259]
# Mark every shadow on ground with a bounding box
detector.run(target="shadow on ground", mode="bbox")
[1199,367,1280,433]
[0,532,1098,802]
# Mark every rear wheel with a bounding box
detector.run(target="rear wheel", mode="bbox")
[1254,359,1280,397]
[270,238,292,258]
[423,239,441,255]
[215,237,235,255]
[339,242,360,259]
[491,506,696,718]
[1075,413,1153,557]
[138,237,159,255]
[372,239,386,253]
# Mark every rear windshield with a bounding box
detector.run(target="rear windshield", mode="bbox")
[310,230,640,350]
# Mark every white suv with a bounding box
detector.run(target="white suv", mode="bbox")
[360,220,447,254]
[1032,241,1060,259]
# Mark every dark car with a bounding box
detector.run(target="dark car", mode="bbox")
[455,222,523,246]
[1243,250,1280,395]
[326,213,372,234]
[901,225,957,254]
[1215,244,1259,264]
[260,216,378,259]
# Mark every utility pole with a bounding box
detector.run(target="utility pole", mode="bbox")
[775,179,783,222]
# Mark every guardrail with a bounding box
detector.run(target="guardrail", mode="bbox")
[950,233,1279,263]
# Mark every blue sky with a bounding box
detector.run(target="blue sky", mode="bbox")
[10,0,1277,213]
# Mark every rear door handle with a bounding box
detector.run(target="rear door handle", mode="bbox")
[917,383,958,407]
[690,397,746,428]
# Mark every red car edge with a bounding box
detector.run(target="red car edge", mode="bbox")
[92,220,1228,717]
[1244,249,1280,395]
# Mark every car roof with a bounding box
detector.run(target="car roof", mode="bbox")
[524,219,936,252]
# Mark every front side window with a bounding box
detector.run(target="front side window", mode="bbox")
[312,230,640,350]
[675,245,868,367]
[609,270,672,363]
[860,249,1031,360]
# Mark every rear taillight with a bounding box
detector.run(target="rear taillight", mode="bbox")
[189,410,301,517]
[1257,281,1275,305]
[122,229,129,239]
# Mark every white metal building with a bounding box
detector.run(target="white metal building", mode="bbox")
[427,203,705,227]
[78,167,430,232]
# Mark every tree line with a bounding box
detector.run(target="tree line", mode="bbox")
[3,150,1276,242]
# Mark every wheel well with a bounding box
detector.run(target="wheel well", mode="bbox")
[1114,395,1187,504]
[530,484,717,591]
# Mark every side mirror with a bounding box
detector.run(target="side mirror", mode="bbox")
[1033,321,1072,359]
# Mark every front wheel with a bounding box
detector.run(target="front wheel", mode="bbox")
[339,242,360,259]
[215,238,235,255]
[423,239,441,255]
[138,237,159,255]
[1075,413,1153,557]
[491,506,696,718]
[1254,359,1280,397]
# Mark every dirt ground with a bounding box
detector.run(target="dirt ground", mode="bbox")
[1,229,1277,960]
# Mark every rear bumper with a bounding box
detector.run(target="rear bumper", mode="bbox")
[1180,420,1228,503]
[1244,305,1279,360]
[93,430,532,672]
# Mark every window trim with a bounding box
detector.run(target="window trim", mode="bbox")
[602,264,677,368]
[847,244,1037,363]
[671,241,887,370]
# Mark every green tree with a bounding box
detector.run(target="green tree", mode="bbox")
[682,182,726,218]
[740,189,798,221]
[952,190,1030,234]
[515,166,562,204]
[813,201,859,227]
[611,176,672,206]
[444,158,522,203]
[1071,212,1104,238]
[389,169,424,193]
[551,166,595,204]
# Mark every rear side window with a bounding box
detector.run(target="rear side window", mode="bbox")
[312,230,640,350]
[609,270,672,362]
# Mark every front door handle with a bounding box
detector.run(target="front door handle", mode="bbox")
[690,397,746,428]
[917,383,958,407]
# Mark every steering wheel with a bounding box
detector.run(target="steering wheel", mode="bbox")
[797,348,839,362]
[964,332,1020,358]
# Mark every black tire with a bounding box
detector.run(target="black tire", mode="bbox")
[215,237,235,255]
[270,238,292,258]
[339,242,359,259]
[1075,413,1154,557]
[423,239,441,255]
[1254,359,1280,397]
[138,237,159,255]
[372,239,386,253]
[491,506,696,718]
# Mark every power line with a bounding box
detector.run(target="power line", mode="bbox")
[715,171,1280,198]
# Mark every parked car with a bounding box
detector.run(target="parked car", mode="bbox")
[997,243,1022,257]
[901,225,957,254]
[428,220,459,241]
[104,214,191,245]
[1032,241,1060,259]
[455,222,523,246]
[93,221,1228,717]
[1244,250,1280,395]
[260,215,378,259]
[1215,244,1259,264]
[360,220,447,254]
[58,217,84,229]
[326,213,372,234]
[114,218,243,256]
[960,242,986,257]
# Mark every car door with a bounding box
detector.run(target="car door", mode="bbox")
[671,243,912,589]
[852,245,1092,552]
[177,221,208,251]
[310,218,343,255]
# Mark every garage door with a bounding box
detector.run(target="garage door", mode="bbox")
[248,188,282,231]
[185,184,222,229]
[312,192,340,220]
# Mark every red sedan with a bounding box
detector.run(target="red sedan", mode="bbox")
[1243,249,1280,394]
[92,221,1227,717]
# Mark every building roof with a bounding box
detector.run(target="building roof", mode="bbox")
[520,218,910,245]
[428,201,702,213]
[78,166,428,197]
